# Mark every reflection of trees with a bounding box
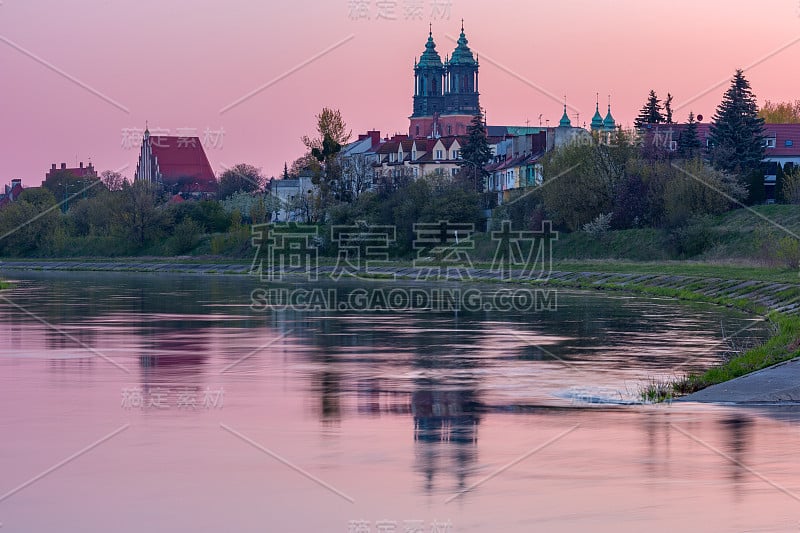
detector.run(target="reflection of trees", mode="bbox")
[720,415,752,487]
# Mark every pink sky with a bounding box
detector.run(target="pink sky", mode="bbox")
[2,0,800,186]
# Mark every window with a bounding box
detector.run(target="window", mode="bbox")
[786,140,794,147]
[451,168,458,177]
[415,126,420,136]
[452,150,459,159]
[436,149,443,159]
[412,150,417,160]
[448,125,452,135]
[669,140,678,151]
[764,137,777,148]
[389,153,395,162]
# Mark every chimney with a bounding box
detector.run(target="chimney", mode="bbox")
[11,179,21,187]
[79,162,83,168]
[368,130,381,148]
[51,163,56,170]
[61,163,67,170]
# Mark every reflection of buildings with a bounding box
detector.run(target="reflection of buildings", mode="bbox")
[412,388,481,493]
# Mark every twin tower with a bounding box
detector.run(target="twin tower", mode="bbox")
[409,23,480,139]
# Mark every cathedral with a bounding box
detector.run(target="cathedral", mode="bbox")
[409,23,480,139]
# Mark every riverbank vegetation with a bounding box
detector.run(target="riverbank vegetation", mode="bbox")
[640,314,800,402]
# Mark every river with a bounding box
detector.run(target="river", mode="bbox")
[0,271,797,532]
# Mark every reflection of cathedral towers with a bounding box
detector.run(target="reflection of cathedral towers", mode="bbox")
[409,22,481,138]
[412,388,480,493]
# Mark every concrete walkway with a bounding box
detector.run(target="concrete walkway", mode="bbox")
[681,357,800,404]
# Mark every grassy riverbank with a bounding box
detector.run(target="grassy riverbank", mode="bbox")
[533,269,800,402]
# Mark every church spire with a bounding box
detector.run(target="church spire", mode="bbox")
[559,97,572,128]
[590,93,604,131]
[603,94,616,131]
[450,20,476,65]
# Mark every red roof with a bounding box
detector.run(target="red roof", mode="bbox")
[148,136,217,192]
[762,124,800,157]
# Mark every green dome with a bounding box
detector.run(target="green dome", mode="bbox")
[559,105,571,128]
[603,105,616,130]
[417,30,443,69]
[449,23,477,66]
[591,103,604,130]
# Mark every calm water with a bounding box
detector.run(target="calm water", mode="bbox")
[0,271,798,532]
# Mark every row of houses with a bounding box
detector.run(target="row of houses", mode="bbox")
[642,121,800,201]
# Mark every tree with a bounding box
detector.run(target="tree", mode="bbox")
[218,163,264,200]
[340,152,375,202]
[117,180,167,247]
[664,93,674,124]
[678,111,702,159]
[709,69,765,175]
[458,114,493,194]
[302,108,351,207]
[758,100,800,124]
[634,90,664,128]
[100,170,126,191]
[301,108,352,152]
[782,166,800,204]
[42,169,102,211]
[288,153,318,178]
[539,140,626,231]
[0,188,61,255]
[282,162,290,180]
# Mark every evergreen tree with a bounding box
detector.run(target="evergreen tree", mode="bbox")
[678,111,702,159]
[709,69,765,174]
[664,93,674,124]
[634,90,664,128]
[283,162,290,180]
[459,114,493,193]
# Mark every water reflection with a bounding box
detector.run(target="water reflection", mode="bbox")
[1,271,797,532]
[412,386,481,494]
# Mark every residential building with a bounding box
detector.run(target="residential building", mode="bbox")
[642,121,800,201]
[42,161,99,206]
[339,131,382,198]
[270,170,315,222]
[761,124,800,200]
[0,179,23,209]
[44,161,97,182]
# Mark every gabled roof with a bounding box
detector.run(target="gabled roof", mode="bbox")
[762,123,800,156]
[376,141,401,154]
[148,136,216,192]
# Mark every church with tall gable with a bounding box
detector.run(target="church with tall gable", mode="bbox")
[409,23,481,139]
[134,127,218,198]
